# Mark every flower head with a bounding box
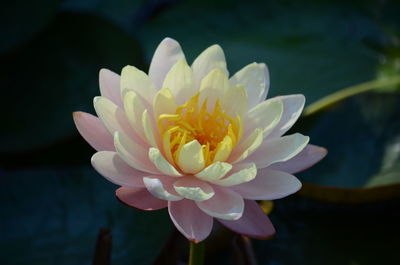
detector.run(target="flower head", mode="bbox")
[73,38,327,242]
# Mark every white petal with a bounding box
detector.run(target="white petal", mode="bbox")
[120,65,156,105]
[246,133,309,168]
[199,68,230,112]
[148,147,182,177]
[195,162,232,182]
[143,176,183,201]
[177,140,205,174]
[149,38,185,90]
[245,99,283,138]
[142,109,159,147]
[99,68,122,107]
[173,177,215,201]
[229,63,269,109]
[213,163,257,187]
[162,58,196,104]
[269,144,327,173]
[229,128,263,163]
[196,186,244,220]
[114,131,159,174]
[123,91,147,141]
[231,168,301,200]
[153,88,178,119]
[221,85,248,117]
[91,151,145,187]
[266,95,305,139]
[192,44,228,87]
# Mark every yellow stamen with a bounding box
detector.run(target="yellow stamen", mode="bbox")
[158,93,243,169]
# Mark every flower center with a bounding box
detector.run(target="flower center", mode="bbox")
[158,93,242,168]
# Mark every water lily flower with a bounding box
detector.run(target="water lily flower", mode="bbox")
[73,38,327,242]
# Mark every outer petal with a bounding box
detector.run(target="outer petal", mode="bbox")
[116,187,167,211]
[120,65,156,105]
[213,163,257,187]
[244,99,283,138]
[269,144,327,173]
[73,111,114,151]
[231,168,301,200]
[195,162,232,182]
[196,186,244,220]
[149,38,185,90]
[162,58,196,104]
[192,44,228,87]
[177,140,205,174]
[148,148,182,177]
[143,176,183,201]
[91,151,145,187]
[245,133,309,168]
[169,199,213,242]
[229,63,269,109]
[218,200,275,239]
[99,68,122,107]
[266,95,305,139]
[173,177,215,201]
[114,131,159,174]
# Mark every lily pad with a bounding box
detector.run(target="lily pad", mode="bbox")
[0,13,144,154]
[0,166,171,265]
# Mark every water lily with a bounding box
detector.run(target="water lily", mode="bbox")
[73,38,326,243]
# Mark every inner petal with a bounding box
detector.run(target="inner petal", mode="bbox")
[157,93,243,172]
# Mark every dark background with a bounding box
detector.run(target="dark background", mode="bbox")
[1,0,400,264]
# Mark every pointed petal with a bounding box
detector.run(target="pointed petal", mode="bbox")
[219,200,275,239]
[73,111,114,151]
[221,85,248,117]
[91,151,145,187]
[162,58,196,104]
[229,63,269,109]
[213,163,257,187]
[148,147,182,177]
[266,95,305,139]
[229,128,263,163]
[199,68,229,111]
[123,91,147,141]
[173,177,215,201]
[192,44,228,87]
[213,136,233,163]
[120,65,156,105]
[177,140,205,174]
[142,109,159,147]
[116,187,167,211]
[153,88,178,119]
[99,68,122,107]
[143,176,183,201]
[269,144,327,173]
[114,131,159,174]
[246,133,309,168]
[231,168,301,200]
[245,99,283,138]
[195,162,232,182]
[149,38,185,90]
[196,186,244,220]
[169,200,213,242]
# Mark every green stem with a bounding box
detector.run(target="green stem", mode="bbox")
[303,76,400,117]
[188,241,205,265]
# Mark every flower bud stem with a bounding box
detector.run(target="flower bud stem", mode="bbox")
[188,240,205,265]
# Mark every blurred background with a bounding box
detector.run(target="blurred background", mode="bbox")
[1,0,400,264]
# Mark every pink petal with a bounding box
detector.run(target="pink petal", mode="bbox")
[149,38,185,90]
[168,199,213,242]
[266,95,305,139]
[196,186,244,220]
[99,68,123,107]
[116,187,168,211]
[91,151,145,187]
[231,168,301,200]
[218,200,275,239]
[269,144,327,173]
[73,111,114,151]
